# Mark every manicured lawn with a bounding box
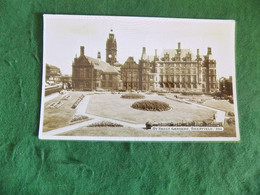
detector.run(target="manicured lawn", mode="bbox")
[202,99,234,113]
[86,93,215,124]
[43,92,85,132]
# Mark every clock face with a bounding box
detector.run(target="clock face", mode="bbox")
[108,54,112,58]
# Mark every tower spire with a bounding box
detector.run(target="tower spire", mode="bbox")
[106,29,117,65]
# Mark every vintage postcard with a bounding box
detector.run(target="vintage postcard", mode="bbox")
[39,14,239,141]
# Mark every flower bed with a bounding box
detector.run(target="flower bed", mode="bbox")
[131,100,171,111]
[71,94,84,109]
[48,101,63,109]
[70,115,89,124]
[121,93,145,99]
[88,121,123,127]
[157,93,165,96]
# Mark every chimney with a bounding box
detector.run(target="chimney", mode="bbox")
[142,47,146,54]
[178,42,181,50]
[141,47,147,60]
[97,51,101,60]
[155,49,157,57]
[80,46,84,56]
[197,49,199,55]
[207,47,212,55]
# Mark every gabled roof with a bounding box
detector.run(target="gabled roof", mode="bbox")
[86,56,119,74]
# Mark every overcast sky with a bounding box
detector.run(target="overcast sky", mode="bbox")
[44,15,235,79]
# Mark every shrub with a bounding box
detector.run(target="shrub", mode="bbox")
[48,101,63,109]
[121,93,145,99]
[88,121,123,127]
[131,100,171,111]
[211,91,221,97]
[71,94,85,109]
[157,93,165,96]
[70,115,88,123]
[227,118,235,125]
[228,112,235,116]
[228,97,234,104]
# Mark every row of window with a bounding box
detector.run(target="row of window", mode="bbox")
[73,68,117,81]
[159,83,198,88]
[159,68,197,74]
[201,84,216,89]
[202,76,216,82]
[209,69,217,75]
[158,63,198,68]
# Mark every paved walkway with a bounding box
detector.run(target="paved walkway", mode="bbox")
[75,95,91,116]
[44,93,60,103]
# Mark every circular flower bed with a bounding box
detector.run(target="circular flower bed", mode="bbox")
[131,100,171,111]
[121,93,145,99]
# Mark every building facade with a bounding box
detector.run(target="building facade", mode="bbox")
[72,46,120,91]
[120,48,151,91]
[150,43,217,93]
[120,43,217,93]
[72,30,217,93]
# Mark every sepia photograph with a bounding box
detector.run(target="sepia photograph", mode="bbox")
[39,14,239,141]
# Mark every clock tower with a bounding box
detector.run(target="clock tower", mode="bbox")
[106,29,117,65]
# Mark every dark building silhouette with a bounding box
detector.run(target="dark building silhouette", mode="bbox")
[219,76,233,96]
[202,47,217,92]
[45,64,61,85]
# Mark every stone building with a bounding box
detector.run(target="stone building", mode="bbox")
[72,46,119,91]
[72,30,217,93]
[149,43,217,93]
[202,47,217,92]
[120,47,151,91]
[138,47,153,91]
[120,43,217,93]
[120,57,139,91]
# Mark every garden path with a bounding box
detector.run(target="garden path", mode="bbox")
[44,92,60,103]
